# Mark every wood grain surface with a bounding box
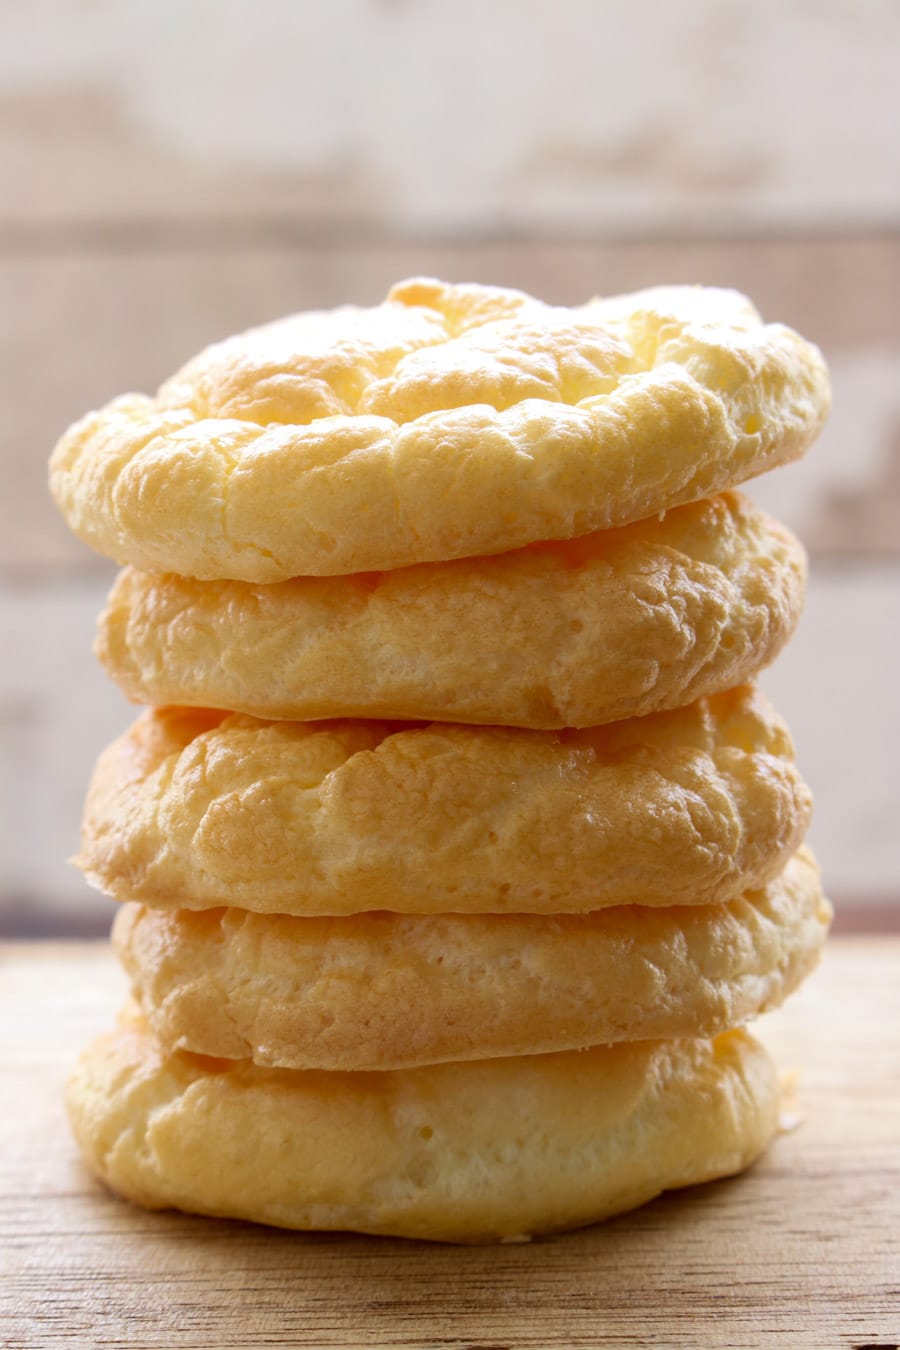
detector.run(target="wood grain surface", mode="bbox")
[1,938,898,1349]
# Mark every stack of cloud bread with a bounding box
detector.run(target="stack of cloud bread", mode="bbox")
[50,278,832,1244]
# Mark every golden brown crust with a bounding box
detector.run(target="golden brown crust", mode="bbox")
[77,686,812,916]
[66,1019,778,1242]
[114,848,828,1070]
[50,279,829,580]
[96,492,806,729]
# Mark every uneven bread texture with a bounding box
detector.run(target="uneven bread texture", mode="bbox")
[78,685,812,916]
[49,278,830,580]
[66,1020,778,1243]
[114,848,828,1071]
[97,492,806,729]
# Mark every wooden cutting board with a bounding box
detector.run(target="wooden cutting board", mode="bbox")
[1,938,898,1349]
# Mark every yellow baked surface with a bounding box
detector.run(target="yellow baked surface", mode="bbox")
[49,278,829,580]
[78,685,811,916]
[66,1017,778,1242]
[97,492,805,729]
[114,847,827,1071]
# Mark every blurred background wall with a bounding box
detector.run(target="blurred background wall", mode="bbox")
[1,0,898,934]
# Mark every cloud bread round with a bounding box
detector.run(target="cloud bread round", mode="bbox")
[78,685,811,916]
[66,1019,778,1242]
[49,278,829,580]
[113,848,828,1071]
[97,492,806,729]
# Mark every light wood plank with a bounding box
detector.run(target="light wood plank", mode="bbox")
[4,0,900,232]
[758,563,900,910]
[0,576,131,933]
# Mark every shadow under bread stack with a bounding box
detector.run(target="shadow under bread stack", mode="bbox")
[50,278,832,1243]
